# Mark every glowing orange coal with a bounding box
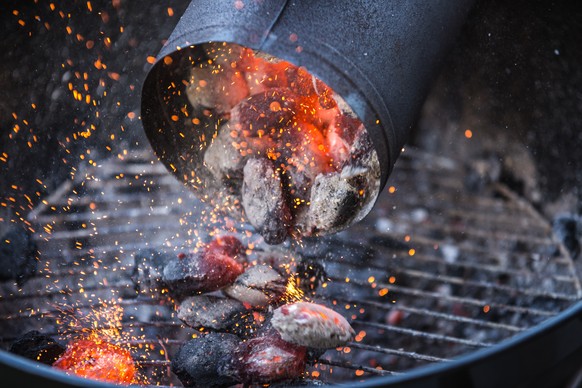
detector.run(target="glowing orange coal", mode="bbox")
[53,334,136,385]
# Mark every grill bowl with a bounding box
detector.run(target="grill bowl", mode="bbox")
[1,148,581,387]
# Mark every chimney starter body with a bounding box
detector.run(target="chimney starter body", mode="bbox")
[141,0,474,242]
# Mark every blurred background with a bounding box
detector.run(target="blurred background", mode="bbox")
[1,0,581,230]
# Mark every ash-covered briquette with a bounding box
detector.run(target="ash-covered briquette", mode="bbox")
[9,330,65,365]
[177,295,259,337]
[186,51,249,114]
[303,123,381,235]
[251,250,293,274]
[130,249,172,298]
[223,328,307,384]
[172,332,241,388]
[271,302,355,349]
[162,250,243,301]
[223,264,287,308]
[203,123,246,186]
[241,158,292,245]
[306,166,370,232]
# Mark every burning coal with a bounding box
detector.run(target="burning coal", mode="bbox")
[271,301,355,349]
[53,334,137,385]
[157,42,381,244]
[129,234,355,386]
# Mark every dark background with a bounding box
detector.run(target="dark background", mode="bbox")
[1,0,581,228]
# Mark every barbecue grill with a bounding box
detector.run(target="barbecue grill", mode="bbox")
[2,1,582,387]
[1,146,582,387]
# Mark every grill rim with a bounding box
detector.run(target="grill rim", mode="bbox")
[1,299,581,388]
[0,349,117,388]
[356,299,582,388]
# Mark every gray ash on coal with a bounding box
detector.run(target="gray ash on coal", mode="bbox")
[241,158,291,245]
[203,123,246,188]
[307,165,376,235]
[271,302,355,349]
[223,264,287,308]
[177,295,260,338]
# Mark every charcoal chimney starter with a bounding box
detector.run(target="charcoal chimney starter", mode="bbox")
[141,0,474,239]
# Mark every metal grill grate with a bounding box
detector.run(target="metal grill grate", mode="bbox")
[0,147,580,386]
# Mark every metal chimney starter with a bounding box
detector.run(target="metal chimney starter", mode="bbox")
[140,0,474,238]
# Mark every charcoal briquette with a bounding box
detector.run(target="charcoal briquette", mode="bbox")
[162,250,243,300]
[171,332,241,388]
[230,88,298,139]
[241,158,291,245]
[271,302,355,349]
[223,264,287,308]
[294,258,327,295]
[177,295,252,333]
[224,328,307,384]
[0,224,37,285]
[131,248,172,298]
[9,330,65,365]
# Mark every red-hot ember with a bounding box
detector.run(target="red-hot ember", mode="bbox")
[228,329,307,384]
[161,236,246,299]
[53,336,136,384]
[205,234,247,265]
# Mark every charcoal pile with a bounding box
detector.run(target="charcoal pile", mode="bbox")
[179,43,381,244]
[132,234,355,386]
